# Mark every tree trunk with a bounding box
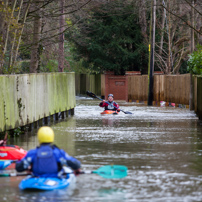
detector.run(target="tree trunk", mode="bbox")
[58,0,65,72]
[138,0,148,43]
[0,0,8,73]
[3,0,17,57]
[159,7,165,55]
[8,0,24,68]
[30,3,42,73]
[13,0,32,66]
[167,0,171,74]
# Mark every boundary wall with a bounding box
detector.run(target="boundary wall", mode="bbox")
[104,71,128,101]
[75,74,101,96]
[0,73,76,132]
[128,74,190,105]
[194,76,202,120]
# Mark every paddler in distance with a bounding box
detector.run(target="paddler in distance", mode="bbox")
[99,94,120,112]
[15,126,81,177]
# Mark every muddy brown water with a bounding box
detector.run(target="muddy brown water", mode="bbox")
[0,97,202,202]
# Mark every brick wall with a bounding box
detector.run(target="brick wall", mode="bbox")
[104,71,128,101]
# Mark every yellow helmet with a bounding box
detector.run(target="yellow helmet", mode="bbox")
[37,126,54,144]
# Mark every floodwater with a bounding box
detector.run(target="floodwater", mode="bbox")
[1,96,202,202]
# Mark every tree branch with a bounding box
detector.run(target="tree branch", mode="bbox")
[160,3,202,35]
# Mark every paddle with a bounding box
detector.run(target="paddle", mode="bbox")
[86,91,132,114]
[0,161,11,170]
[89,165,128,179]
[0,160,15,170]
[0,165,128,179]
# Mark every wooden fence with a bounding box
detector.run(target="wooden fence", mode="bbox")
[0,73,76,132]
[76,73,191,105]
[128,75,148,102]
[128,74,190,105]
[75,73,202,120]
[75,74,102,96]
[194,76,202,119]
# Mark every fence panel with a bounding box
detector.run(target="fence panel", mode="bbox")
[194,76,197,112]
[95,74,101,96]
[159,75,164,101]
[184,74,190,105]
[101,74,105,97]
[128,76,138,100]
[197,77,202,119]
[0,73,76,132]
[128,74,191,105]
[142,75,148,101]
[75,73,80,95]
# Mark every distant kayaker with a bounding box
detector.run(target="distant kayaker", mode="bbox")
[99,94,120,111]
[15,126,81,177]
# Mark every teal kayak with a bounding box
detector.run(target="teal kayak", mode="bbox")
[19,168,76,191]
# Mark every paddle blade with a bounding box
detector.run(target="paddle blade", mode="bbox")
[123,111,132,115]
[86,91,97,99]
[0,172,27,177]
[0,160,12,170]
[93,165,128,179]
[0,173,11,177]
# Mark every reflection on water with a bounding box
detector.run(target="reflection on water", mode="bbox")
[97,188,125,202]
[53,117,76,156]
[5,117,77,156]
[16,178,77,202]
[1,97,202,202]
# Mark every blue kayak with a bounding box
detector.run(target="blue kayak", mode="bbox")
[19,168,76,191]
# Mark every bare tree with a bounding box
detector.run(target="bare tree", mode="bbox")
[58,0,65,72]
[30,1,42,73]
[155,0,202,74]
[0,0,32,73]
[138,0,148,43]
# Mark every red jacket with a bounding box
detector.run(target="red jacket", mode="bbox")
[99,101,119,111]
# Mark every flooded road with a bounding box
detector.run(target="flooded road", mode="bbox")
[1,97,202,202]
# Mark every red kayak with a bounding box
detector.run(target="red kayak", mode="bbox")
[0,145,27,169]
[0,145,27,160]
[101,110,119,115]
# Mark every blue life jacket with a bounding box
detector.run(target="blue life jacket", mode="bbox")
[32,144,58,177]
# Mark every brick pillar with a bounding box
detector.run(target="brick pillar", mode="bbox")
[104,71,128,101]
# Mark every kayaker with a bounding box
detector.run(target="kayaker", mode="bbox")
[99,94,120,111]
[15,126,81,177]
[0,140,6,146]
[0,132,7,146]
